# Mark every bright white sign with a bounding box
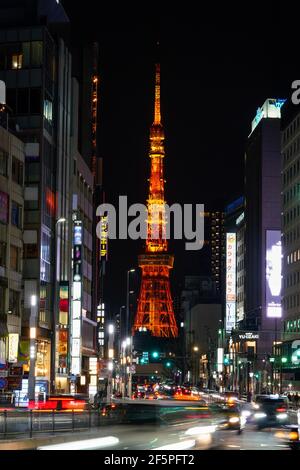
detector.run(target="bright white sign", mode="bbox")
[266,230,282,318]
[217,348,224,372]
[226,233,236,332]
[8,333,19,363]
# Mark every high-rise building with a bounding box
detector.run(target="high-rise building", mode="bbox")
[280,100,300,389]
[243,98,284,382]
[0,123,25,378]
[223,196,244,332]
[0,0,99,395]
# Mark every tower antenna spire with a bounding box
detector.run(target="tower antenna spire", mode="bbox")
[154,62,161,125]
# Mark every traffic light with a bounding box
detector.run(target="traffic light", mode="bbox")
[166,361,171,368]
[281,357,287,364]
[152,351,159,359]
[224,356,230,365]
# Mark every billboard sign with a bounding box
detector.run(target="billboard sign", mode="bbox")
[266,230,282,318]
[226,233,236,332]
[8,334,19,363]
[100,215,108,260]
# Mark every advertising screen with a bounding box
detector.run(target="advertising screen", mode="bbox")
[266,230,282,318]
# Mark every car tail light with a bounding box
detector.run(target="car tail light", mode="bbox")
[276,407,286,412]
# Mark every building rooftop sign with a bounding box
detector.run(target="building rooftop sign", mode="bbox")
[250,98,286,136]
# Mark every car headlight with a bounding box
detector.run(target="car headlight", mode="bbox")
[254,412,267,419]
[241,410,251,418]
[229,417,240,424]
[276,413,288,420]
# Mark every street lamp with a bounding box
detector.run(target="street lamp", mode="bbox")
[193,346,199,386]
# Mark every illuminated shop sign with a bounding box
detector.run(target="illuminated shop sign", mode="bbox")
[217,348,224,373]
[226,233,236,333]
[238,332,259,340]
[57,282,69,375]
[266,230,282,318]
[8,334,19,363]
[71,218,82,376]
[100,215,108,260]
[57,329,68,374]
[59,282,69,325]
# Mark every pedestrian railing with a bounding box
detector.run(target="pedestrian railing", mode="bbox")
[0,409,107,439]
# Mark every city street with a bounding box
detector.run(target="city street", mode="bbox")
[34,422,292,451]
[1,0,300,456]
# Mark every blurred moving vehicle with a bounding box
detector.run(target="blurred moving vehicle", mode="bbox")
[275,425,300,450]
[213,403,245,433]
[252,394,289,428]
[28,394,90,411]
[223,391,240,404]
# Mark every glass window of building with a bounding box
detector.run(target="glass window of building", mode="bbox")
[10,245,19,272]
[0,242,6,267]
[30,88,41,114]
[12,157,23,186]
[17,88,29,114]
[24,243,38,259]
[22,42,30,68]
[40,230,51,282]
[0,149,8,176]
[9,289,20,315]
[31,42,43,67]
[12,53,22,69]
[43,99,53,123]
[11,202,22,228]
[6,89,16,114]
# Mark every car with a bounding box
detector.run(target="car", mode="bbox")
[252,394,289,428]
[223,391,240,403]
[213,403,246,433]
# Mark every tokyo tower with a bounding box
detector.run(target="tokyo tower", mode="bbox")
[133,64,178,338]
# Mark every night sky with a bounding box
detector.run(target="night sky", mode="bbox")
[61,2,298,315]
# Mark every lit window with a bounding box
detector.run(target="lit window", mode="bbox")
[12,54,22,69]
[43,99,53,123]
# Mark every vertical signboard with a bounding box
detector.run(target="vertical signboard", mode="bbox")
[71,219,83,376]
[226,233,236,333]
[57,282,69,374]
[217,348,224,373]
[97,303,105,358]
[266,230,282,318]
[100,215,108,260]
[8,334,19,363]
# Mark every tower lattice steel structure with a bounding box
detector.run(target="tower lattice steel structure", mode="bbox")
[133,64,178,338]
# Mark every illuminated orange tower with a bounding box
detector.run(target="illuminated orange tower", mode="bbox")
[133,64,178,338]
